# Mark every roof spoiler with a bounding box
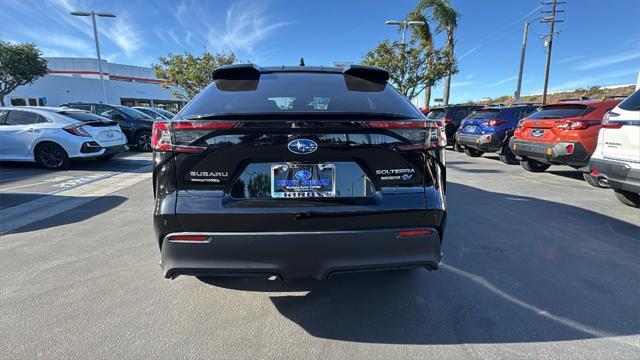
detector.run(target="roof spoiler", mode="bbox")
[342,65,389,84]
[212,64,262,80]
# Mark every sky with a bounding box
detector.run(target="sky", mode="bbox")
[1,0,639,105]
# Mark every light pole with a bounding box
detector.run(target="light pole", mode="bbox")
[70,11,115,104]
[384,20,426,45]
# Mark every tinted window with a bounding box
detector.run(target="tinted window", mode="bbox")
[5,111,39,125]
[62,112,111,122]
[134,108,157,117]
[467,110,501,119]
[426,109,445,119]
[618,90,639,111]
[455,109,467,119]
[526,105,591,119]
[114,106,153,119]
[179,72,423,118]
[68,104,92,111]
[155,108,175,118]
[96,105,121,120]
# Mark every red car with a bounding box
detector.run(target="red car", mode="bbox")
[510,98,623,185]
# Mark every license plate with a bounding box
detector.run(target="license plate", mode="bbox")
[531,129,545,138]
[271,163,336,198]
[465,125,477,132]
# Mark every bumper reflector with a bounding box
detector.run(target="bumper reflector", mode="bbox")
[398,230,433,237]
[167,234,209,243]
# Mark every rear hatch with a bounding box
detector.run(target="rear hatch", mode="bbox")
[58,111,125,145]
[518,104,595,143]
[459,109,503,135]
[598,93,640,162]
[153,68,446,232]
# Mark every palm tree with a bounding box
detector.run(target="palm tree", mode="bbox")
[412,0,460,106]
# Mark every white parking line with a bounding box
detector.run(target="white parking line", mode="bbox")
[0,167,151,235]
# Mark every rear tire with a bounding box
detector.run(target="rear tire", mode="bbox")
[498,145,519,165]
[520,159,550,172]
[614,190,640,207]
[582,173,607,188]
[464,148,484,157]
[35,142,70,170]
[135,130,152,152]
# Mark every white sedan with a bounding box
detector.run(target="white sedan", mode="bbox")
[0,106,128,169]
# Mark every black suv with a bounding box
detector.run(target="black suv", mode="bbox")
[62,103,155,151]
[426,105,483,147]
[152,64,448,281]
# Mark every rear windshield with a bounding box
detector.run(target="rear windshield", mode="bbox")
[526,105,591,119]
[178,72,423,118]
[426,109,445,119]
[155,108,176,118]
[114,105,153,119]
[61,112,112,122]
[466,109,501,119]
[618,90,639,111]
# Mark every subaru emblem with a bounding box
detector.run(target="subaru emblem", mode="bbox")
[288,139,318,154]
[294,169,312,180]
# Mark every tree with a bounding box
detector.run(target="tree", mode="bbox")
[413,0,460,105]
[0,42,48,106]
[362,37,455,101]
[153,51,238,101]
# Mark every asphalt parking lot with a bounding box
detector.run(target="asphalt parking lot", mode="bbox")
[0,150,638,359]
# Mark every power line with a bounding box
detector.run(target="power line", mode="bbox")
[540,0,566,104]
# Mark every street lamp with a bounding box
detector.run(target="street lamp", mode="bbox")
[385,20,426,45]
[70,11,116,104]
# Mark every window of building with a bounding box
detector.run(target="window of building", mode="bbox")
[10,98,27,106]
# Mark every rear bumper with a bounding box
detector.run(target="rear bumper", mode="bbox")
[456,132,502,152]
[510,139,590,168]
[160,227,442,280]
[71,144,127,159]
[589,157,640,194]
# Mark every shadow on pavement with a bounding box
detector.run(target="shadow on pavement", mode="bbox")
[4,194,127,234]
[547,169,587,182]
[200,182,640,345]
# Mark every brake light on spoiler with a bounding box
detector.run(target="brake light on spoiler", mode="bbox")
[151,121,237,153]
[367,120,447,149]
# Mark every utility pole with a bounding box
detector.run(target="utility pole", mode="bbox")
[514,21,529,104]
[540,0,565,104]
[70,11,116,104]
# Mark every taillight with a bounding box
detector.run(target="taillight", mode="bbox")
[482,119,505,127]
[151,122,172,151]
[601,115,623,129]
[367,120,446,148]
[565,143,574,154]
[517,120,524,128]
[556,121,590,130]
[63,124,91,137]
[151,121,237,153]
[443,117,453,124]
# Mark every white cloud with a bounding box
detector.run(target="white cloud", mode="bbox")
[459,45,481,60]
[556,55,584,65]
[451,81,475,88]
[549,68,639,92]
[574,50,640,71]
[483,75,518,87]
[174,0,289,59]
[465,73,475,80]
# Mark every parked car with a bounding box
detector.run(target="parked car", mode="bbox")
[589,90,640,207]
[510,98,623,186]
[132,106,176,120]
[455,104,539,163]
[426,105,483,150]
[0,106,127,169]
[61,103,155,151]
[152,64,447,280]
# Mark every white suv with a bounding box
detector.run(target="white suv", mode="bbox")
[589,89,640,207]
[0,107,128,169]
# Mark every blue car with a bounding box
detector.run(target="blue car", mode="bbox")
[455,105,539,164]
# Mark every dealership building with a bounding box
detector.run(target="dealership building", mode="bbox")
[4,57,185,112]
